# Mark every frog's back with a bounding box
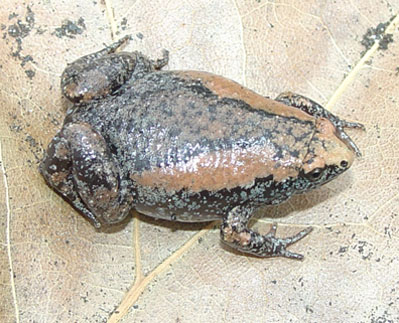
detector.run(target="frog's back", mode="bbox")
[118,71,315,189]
[69,70,315,193]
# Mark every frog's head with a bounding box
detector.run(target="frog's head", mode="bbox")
[295,117,356,191]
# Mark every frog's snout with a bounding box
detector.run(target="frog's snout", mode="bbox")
[303,118,355,174]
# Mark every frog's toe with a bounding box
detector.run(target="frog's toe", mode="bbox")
[335,126,364,157]
[339,120,365,130]
[152,49,169,70]
[221,206,313,259]
[277,225,313,245]
[278,249,305,260]
[267,225,313,259]
[265,223,277,237]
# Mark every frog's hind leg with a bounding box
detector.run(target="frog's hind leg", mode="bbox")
[61,36,169,103]
[276,91,365,157]
[220,206,312,259]
[40,122,130,227]
[40,128,102,227]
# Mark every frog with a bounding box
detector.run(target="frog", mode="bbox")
[40,36,364,259]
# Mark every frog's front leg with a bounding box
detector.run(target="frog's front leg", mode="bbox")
[220,206,312,259]
[61,36,169,103]
[276,91,365,157]
[40,122,131,227]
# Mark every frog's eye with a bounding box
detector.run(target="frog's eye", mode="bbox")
[340,160,349,168]
[306,168,324,181]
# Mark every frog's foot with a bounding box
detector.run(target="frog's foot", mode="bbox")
[221,206,313,259]
[152,49,169,70]
[40,122,131,227]
[276,91,365,157]
[39,130,102,228]
[61,36,168,104]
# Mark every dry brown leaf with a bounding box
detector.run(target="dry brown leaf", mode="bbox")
[1,1,398,322]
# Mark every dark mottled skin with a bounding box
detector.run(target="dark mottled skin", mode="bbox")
[40,37,364,259]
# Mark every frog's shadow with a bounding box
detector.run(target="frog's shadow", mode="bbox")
[98,210,209,234]
[284,174,357,216]
[257,184,339,221]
